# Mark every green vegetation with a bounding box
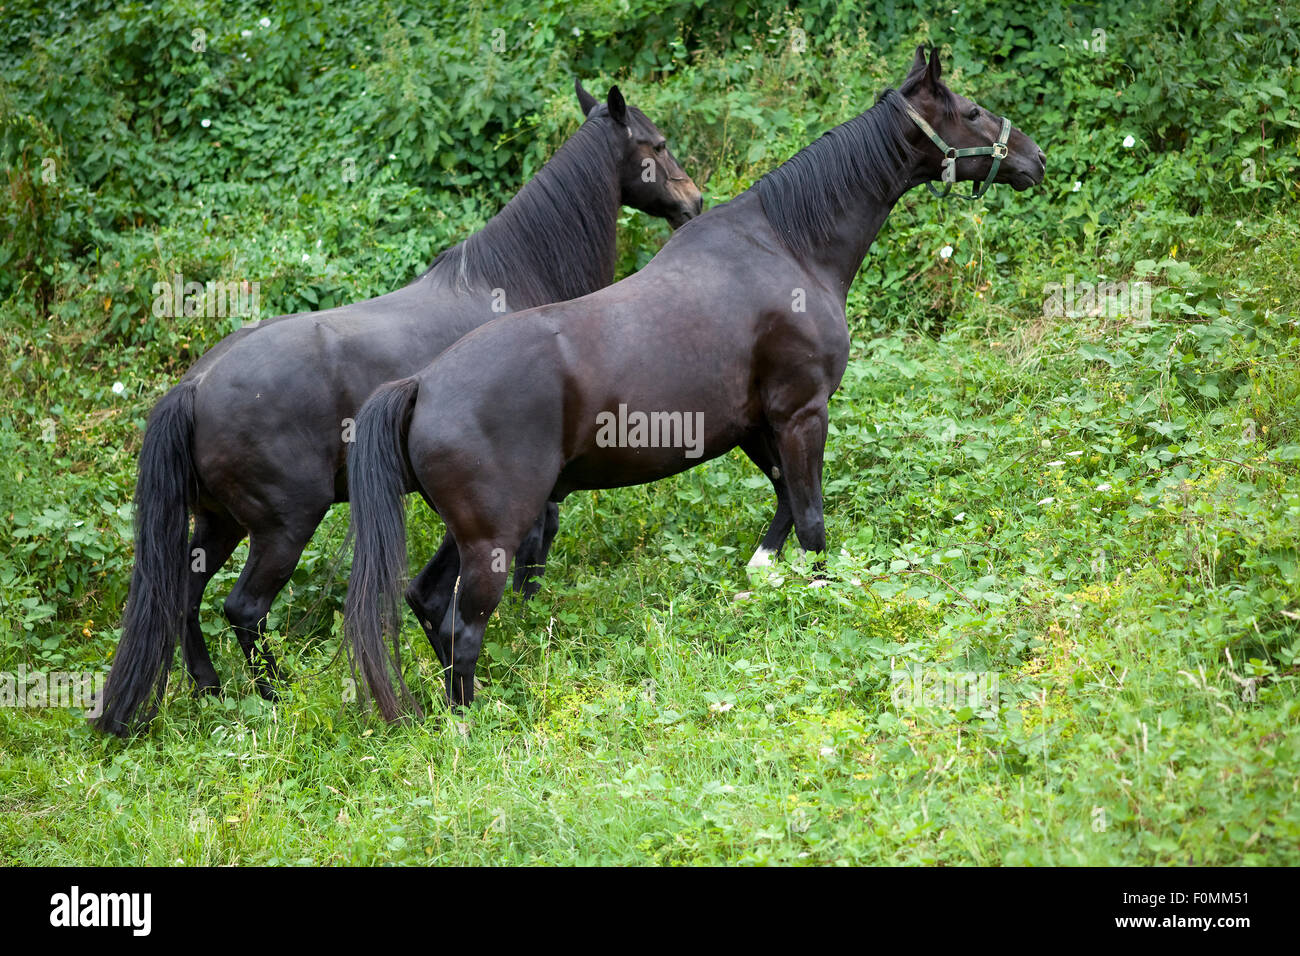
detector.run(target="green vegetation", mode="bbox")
[1,1,1297,864]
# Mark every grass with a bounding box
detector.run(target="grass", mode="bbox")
[2,211,1296,866]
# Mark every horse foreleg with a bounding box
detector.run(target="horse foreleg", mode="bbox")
[771,404,829,557]
[740,433,795,567]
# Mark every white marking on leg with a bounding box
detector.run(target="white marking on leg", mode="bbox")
[771,466,781,481]
[747,546,775,568]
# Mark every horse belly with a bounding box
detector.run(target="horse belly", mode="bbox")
[559,411,746,493]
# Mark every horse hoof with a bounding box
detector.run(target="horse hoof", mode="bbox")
[192,682,222,698]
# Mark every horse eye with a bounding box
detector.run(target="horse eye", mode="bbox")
[966,108,980,120]
[654,143,666,152]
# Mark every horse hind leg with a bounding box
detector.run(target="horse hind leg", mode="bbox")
[437,538,516,708]
[409,427,559,707]
[183,509,245,694]
[222,514,324,699]
[405,532,460,670]
[433,497,547,707]
[511,501,559,598]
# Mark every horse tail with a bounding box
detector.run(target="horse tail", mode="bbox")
[93,382,198,736]
[344,378,422,722]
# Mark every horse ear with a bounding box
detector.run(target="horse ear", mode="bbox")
[575,79,599,117]
[925,46,943,89]
[606,85,628,127]
[908,45,928,77]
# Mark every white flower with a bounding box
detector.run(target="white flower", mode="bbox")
[1038,497,1055,506]
[201,118,211,128]
[1073,181,1082,192]
[939,244,954,259]
[302,253,310,262]
[954,511,966,521]
[111,381,125,395]
[316,239,322,248]
[819,746,835,758]
[1122,134,1136,148]
[259,17,271,28]
[388,153,396,161]
[1046,460,1065,467]
[1096,483,1112,492]
[241,29,252,37]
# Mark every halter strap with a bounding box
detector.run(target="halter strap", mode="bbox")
[902,101,1012,201]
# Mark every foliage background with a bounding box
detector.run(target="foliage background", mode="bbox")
[1,0,1297,864]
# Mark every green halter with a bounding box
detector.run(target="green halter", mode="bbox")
[902,101,1012,201]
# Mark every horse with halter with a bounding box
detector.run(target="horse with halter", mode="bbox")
[343,48,1045,720]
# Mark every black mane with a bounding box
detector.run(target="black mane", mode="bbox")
[426,112,623,307]
[752,88,921,261]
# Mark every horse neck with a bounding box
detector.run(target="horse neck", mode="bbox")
[433,120,622,307]
[758,94,928,296]
[811,185,912,295]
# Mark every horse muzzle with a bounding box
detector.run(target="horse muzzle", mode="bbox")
[667,181,704,229]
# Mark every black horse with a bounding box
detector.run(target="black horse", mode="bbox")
[93,82,702,736]
[344,48,1046,720]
